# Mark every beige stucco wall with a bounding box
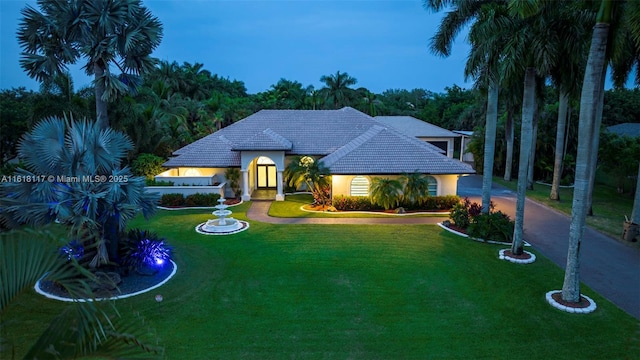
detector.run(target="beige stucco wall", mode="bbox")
[332,174,460,197]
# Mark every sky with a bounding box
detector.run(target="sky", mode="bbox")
[0,0,474,95]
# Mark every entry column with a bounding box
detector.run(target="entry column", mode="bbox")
[276,170,285,201]
[241,169,251,201]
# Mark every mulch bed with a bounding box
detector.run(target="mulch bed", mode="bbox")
[39,261,175,300]
[551,292,592,309]
[502,249,532,260]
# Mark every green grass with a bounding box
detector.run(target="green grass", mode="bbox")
[269,194,446,218]
[4,204,639,359]
[493,177,635,242]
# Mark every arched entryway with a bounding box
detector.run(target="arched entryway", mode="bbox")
[256,156,277,189]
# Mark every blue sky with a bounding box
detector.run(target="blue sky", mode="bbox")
[0,0,474,95]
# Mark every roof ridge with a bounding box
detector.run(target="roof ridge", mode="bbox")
[263,128,293,148]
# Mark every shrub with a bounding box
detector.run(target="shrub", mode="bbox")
[467,211,515,242]
[332,196,383,211]
[423,195,460,210]
[449,203,470,228]
[160,193,185,207]
[121,229,172,272]
[132,153,165,179]
[146,179,174,186]
[184,193,220,207]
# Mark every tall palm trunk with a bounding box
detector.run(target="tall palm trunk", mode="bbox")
[504,109,514,181]
[94,63,109,129]
[562,21,609,303]
[586,75,606,215]
[527,108,539,190]
[632,164,640,224]
[511,68,536,255]
[550,91,570,200]
[482,81,499,214]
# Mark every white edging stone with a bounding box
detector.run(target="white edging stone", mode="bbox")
[545,290,597,314]
[195,221,250,235]
[35,260,178,302]
[498,249,536,264]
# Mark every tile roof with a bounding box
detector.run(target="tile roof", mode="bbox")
[320,123,474,175]
[606,123,640,138]
[232,128,293,150]
[164,107,474,175]
[374,116,461,138]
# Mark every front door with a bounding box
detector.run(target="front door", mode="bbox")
[257,164,277,188]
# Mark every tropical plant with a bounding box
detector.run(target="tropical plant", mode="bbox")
[319,71,358,109]
[121,228,172,273]
[17,0,163,129]
[400,172,431,206]
[0,115,158,267]
[0,229,163,358]
[284,156,331,206]
[369,177,403,210]
[225,168,242,198]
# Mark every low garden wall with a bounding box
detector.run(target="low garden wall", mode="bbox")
[145,182,226,197]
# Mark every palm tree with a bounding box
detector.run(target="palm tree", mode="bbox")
[319,71,358,109]
[370,177,403,210]
[284,156,332,206]
[1,229,163,358]
[562,0,640,303]
[549,12,592,200]
[425,0,507,214]
[17,0,163,129]
[0,116,158,266]
[400,172,431,206]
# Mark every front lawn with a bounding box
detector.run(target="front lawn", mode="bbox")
[4,204,639,359]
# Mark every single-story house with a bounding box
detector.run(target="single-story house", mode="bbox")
[157,107,474,201]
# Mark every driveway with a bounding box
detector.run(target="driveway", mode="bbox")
[457,175,640,320]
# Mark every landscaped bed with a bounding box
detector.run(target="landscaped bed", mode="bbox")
[269,194,451,218]
[4,203,639,359]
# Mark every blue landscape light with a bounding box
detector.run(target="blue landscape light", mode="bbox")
[59,240,84,261]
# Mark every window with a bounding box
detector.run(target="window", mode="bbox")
[350,176,369,196]
[427,176,437,196]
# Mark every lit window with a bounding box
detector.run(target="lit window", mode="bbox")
[427,176,437,196]
[184,168,201,176]
[350,176,369,196]
[257,156,275,165]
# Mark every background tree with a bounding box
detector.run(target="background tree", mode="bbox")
[320,71,358,109]
[17,0,163,129]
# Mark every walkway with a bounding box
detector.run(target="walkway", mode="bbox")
[246,176,640,320]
